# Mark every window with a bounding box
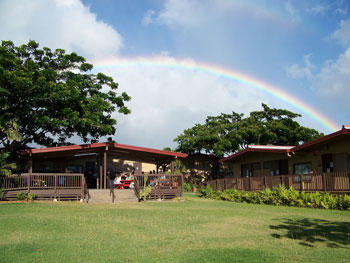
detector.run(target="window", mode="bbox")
[263,161,271,169]
[42,161,53,172]
[252,162,261,170]
[294,163,312,175]
[241,162,261,177]
[67,165,83,173]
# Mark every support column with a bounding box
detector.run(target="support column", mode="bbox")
[170,161,174,174]
[28,157,33,174]
[99,154,103,189]
[104,150,107,189]
[156,161,159,174]
[64,157,68,173]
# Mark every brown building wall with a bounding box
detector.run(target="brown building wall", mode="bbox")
[289,137,350,174]
[225,152,289,178]
[224,136,350,177]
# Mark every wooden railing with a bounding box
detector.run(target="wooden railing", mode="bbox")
[0,173,86,201]
[207,172,350,193]
[133,174,183,200]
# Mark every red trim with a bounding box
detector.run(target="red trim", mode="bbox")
[219,147,291,163]
[29,142,187,158]
[291,126,350,152]
[220,126,350,163]
[112,143,188,158]
[30,142,107,154]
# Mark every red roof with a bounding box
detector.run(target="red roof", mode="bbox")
[30,142,187,158]
[220,125,350,163]
[219,145,294,163]
[291,125,350,152]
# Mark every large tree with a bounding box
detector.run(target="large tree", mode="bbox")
[0,40,131,152]
[174,103,322,157]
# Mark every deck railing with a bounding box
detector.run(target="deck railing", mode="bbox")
[207,172,350,193]
[133,174,183,200]
[0,173,86,201]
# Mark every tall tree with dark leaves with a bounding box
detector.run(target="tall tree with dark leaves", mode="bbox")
[174,103,322,157]
[0,40,131,152]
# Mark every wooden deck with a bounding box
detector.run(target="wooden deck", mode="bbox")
[133,174,183,200]
[0,173,87,201]
[207,172,350,193]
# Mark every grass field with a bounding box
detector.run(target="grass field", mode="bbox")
[0,193,349,263]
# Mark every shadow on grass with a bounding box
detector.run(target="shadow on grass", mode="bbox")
[179,248,275,263]
[270,218,350,248]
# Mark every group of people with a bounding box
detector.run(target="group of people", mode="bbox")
[107,170,134,189]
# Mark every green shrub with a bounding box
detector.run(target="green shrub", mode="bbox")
[184,182,195,192]
[199,184,350,211]
[15,192,36,201]
[0,188,5,201]
[16,192,26,200]
[27,193,36,201]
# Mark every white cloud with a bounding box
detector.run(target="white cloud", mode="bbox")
[154,0,208,29]
[286,54,315,79]
[150,0,296,30]
[332,19,350,46]
[285,1,297,16]
[334,7,347,15]
[142,9,156,26]
[314,47,350,99]
[97,56,270,148]
[307,4,329,15]
[0,0,123,59]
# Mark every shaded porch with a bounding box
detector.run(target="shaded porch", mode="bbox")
[19,142,187,190]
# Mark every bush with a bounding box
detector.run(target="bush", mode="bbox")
[199,185,350,210]
[27,193,36,201]
[0,188,5,201]
[184,182,196,192]
[16,192,26,200]
[16,192,36,201]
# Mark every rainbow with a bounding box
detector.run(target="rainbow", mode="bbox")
[92,56,339,132]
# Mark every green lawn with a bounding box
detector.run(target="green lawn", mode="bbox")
[0,193,349,263]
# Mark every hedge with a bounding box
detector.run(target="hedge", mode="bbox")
[198,185,350,210]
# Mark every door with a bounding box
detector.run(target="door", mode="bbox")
[322,154,333,173]
[85,161,96,188]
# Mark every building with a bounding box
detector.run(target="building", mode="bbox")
[15,142,187,189]
[220,125,350,178]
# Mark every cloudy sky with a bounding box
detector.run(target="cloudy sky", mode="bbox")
[1,0,349,149]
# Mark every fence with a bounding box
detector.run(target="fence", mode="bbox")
[206,172,350,193]
[134,174,183,200]
[0,173,87,201]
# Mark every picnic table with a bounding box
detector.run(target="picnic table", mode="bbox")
[114,180,133,189]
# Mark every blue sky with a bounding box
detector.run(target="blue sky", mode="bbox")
[1,0,349,149]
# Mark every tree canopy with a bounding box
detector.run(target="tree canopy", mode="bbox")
[0,40,131,152]
[174,103,322,157]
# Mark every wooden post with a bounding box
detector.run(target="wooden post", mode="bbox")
[224,178,226,190]
[54,174,57,198]
[27,174,30,192]
[99,154,102,190]
[322,173,326,192]
[28,158,33,173]
[249,177,252,191]
[264,176,267,189]
[181,174,184,197]
[170,161,174,174]
[300,176,303,191]
[104,150,107,189]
